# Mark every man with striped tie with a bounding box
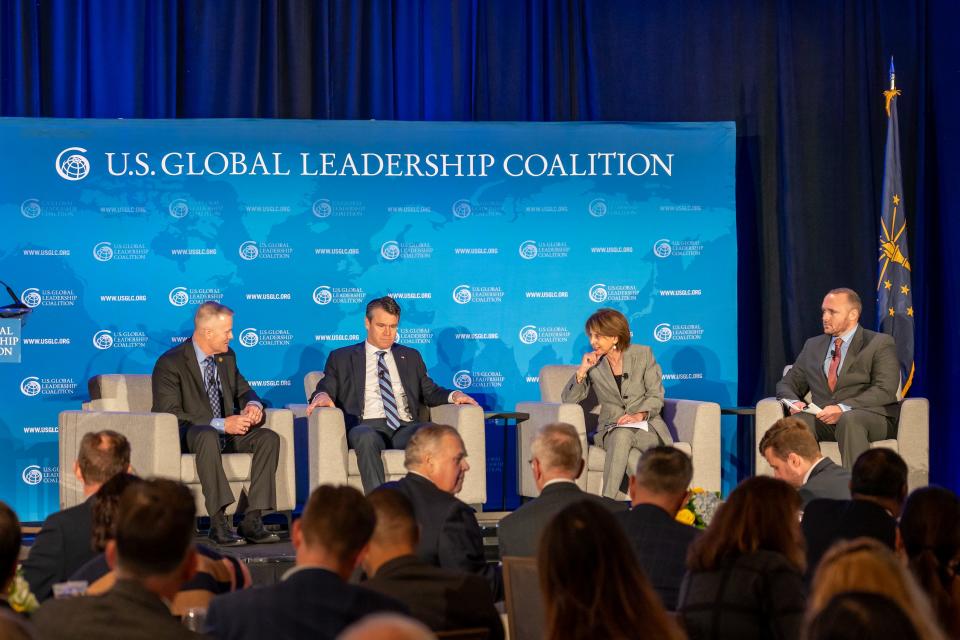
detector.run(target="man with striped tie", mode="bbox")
[307,296,478,493]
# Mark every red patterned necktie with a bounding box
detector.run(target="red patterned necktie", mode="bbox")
[827,337,843,392]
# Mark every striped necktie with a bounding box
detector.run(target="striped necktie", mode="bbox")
[203,356,223,419]
[377,351,401,431]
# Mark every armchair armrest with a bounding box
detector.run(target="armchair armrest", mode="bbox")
[754,397,786,476]
[430,404,486,506]
[664,399,721,493]
[308,407,348,489]
[515,402,587,497]
[897,397,929,490]
[261,409,295,512]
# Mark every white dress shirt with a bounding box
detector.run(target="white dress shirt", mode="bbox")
[362,341,414,422]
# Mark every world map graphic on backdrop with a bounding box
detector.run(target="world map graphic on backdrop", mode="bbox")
[0,118,736,520]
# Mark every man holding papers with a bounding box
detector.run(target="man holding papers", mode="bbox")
[776,288,900,470]
[562,308,672,498]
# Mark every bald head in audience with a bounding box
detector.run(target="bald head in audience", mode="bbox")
[337,614,435,640]
[404,424,469,495]
[530,422,584,491]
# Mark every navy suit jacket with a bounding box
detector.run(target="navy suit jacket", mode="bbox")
[386,473,503,601]
[312,342,453,429]
[801,498,898,577]
[206,567,406,640]
[22,497,95,602]
[498,481,626,558]
[798,457,851,507]
[615,503,700,611]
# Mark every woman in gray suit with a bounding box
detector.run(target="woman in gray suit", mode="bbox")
[562,308,672,498]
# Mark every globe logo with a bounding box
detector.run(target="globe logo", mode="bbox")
[239,329,259,348]
[452,199,473,219]
[452,285,472,305]
[589,284,608,303]
[93,330,114,350]
[21,198,41,219]
[93,242,114,262]
[381,241,401,261]
[653,323,674,343]
[20,377,42,397]
[55,147,90,181]
[312,199,332,218]
[239,241,259,261]
[453,370,473,389]
[518,241,539,260]
[653,239,672,258]
[519,325,539,345]
[169,199,190,219]
[21,288,42,308]
[168,287,190,307]
[588,198,608,218]
[312,286,333,305]
[22,465,43,486]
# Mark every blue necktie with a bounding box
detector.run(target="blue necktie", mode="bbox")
[203,356,223,419]
[377,351,401,431]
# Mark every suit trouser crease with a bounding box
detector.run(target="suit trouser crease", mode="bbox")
[182,424,280,516]
[792,410,896,470]
[348,419,425,493]
[599,426,662,499]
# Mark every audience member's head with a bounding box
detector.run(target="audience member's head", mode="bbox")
[759,418,822,488]
[295,485,376,579]
[538,500,684,640]
[850,448,908,516]
[362,488,419,577]
[91,473,145,552]
[808,537,944,640]
[107,479,197,600]
[900,486,960,637]
[337,613,434,640]
[687,476,804,573]
[628,446,693,514]
[529,422,583,490]
[0,501,21,592]
[404,424,469,495]
[803,591,921,640]
[75,430,131,494]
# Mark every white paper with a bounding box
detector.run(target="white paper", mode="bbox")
[618,420,649,431]
[780,398,823,415]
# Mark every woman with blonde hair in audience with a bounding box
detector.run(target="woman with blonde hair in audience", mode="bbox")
[538,500,684,640]
[899,486,960,638]
[678,476,806,640]
[807,537,945,640]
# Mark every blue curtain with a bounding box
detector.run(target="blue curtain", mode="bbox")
[2,0,958,487]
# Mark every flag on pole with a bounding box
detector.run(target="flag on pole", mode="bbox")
[876,57,915,395]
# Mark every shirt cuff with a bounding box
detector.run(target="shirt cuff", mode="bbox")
[839,403,851,412]
[247,401,263,410]
[211,418,225,432]
[447,391,457,403]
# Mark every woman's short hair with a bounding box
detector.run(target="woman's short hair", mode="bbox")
[808,537,945,640]
[584,308,631,350]
[538,501,684,640]
[687,475,804,572]
[803,591,921,640]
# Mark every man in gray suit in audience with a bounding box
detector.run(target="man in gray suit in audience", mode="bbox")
[776,288,900,469]
[498,422,624,558]
[760,417,851,507]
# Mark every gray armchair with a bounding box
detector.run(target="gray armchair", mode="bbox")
[755,366,929,490]
[58,374,296,517]
[516,365,722,499]
[288,372,487,506]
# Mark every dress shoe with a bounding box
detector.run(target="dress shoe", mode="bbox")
[238,515,281,544]
[209,514,246,547]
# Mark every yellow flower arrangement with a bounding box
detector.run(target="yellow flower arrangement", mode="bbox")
[675,508,697,526]
[6,567,39,614]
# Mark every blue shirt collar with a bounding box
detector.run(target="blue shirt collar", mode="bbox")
[835,324,858,345]
[192,339,213,365]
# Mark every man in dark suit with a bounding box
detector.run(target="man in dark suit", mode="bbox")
[33,479,204,640]
[802,448,907,576]
[362,488,503,639]
[615,446,699,611]
[306,296,478,493]
[206,485,406,640]
[23,430,130,601]
[776,288,900,469]
[152,301,280,545]
[498,422,625,558]
[386,424,502,600]
[759,417,851,507]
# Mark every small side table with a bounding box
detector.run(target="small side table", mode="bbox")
[484,411,530,511]
[720,406,757,479]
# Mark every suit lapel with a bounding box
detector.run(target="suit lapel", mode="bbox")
[216,353,233,413]
[391,345,413,394]
[351,343,366,407]
[837,326,864,380]
[595,353,620,399]
[182,341,206,398]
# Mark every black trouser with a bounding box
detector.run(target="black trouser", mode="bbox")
[181,424,280,517]
[791,409,896,470]
[348,419,425,493]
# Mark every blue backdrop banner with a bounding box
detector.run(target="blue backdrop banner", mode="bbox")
[1,118,736,520]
